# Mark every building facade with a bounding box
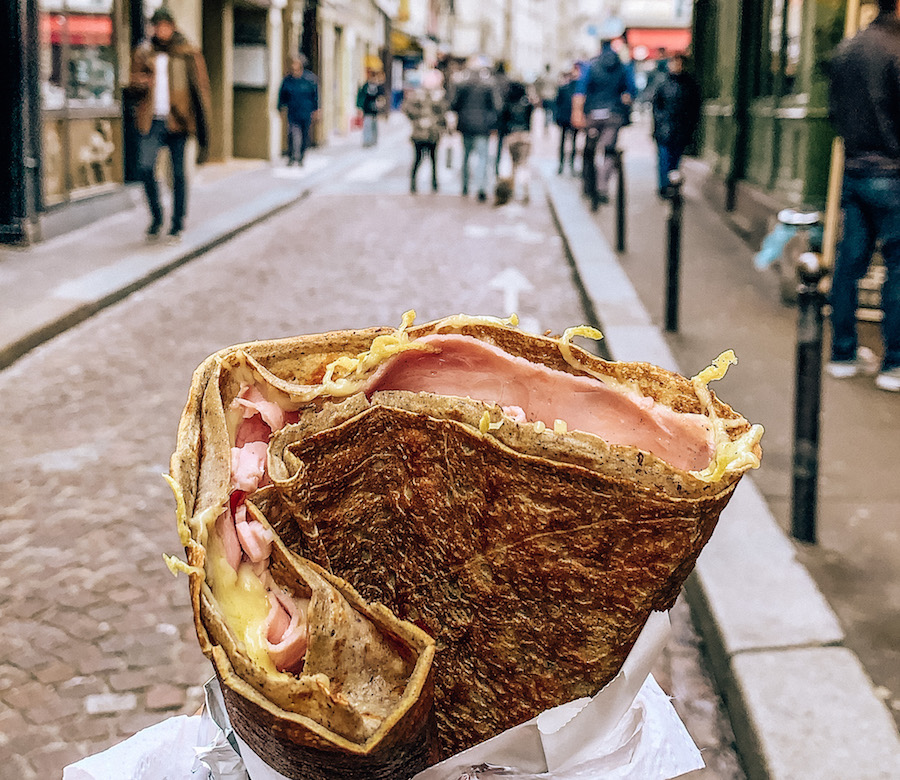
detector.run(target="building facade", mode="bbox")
[437,0,561,79]
[691,0,851,227]
[0,0,394,244]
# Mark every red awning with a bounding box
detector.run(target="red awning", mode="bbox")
[40,14,114,47]
[627,28,692,57]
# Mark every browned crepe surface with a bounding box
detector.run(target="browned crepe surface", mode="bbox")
[169,341,436,774]
[172,318,758,763]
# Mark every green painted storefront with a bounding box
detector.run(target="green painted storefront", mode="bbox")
[691,0,851,212]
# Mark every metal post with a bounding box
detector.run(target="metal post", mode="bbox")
[664,170,684,333]
[0,0,30,244]
[614,148,626,252]
[791,251,828,544]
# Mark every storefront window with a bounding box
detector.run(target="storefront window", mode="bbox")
[763,0,804,96]
[38,0,122,206]
[66,14,116,106]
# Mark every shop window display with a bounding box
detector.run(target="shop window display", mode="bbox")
[761,0,804,96]
[38,0,122,206]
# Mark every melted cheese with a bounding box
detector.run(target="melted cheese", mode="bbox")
[206,528,276,673]
[690,351,764,482]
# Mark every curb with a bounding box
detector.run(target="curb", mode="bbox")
[539,160,900,779]
[0,188,311,372]
[0,125,407,371]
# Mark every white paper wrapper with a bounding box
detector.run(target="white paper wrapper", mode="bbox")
[63,611,704,780]
[62,715,210,780]
[412,611,703,780]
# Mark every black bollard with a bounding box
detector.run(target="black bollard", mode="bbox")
[614,148,626,252]
[791,251,828,544]
[664,170,685,333]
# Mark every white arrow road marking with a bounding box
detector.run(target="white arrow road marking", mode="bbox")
[463,220,546,245]
[489,267,534,315]
[487,268,540,332]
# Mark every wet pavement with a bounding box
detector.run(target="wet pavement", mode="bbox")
[0,117,747,778]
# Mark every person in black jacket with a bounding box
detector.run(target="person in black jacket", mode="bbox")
[493,61,511,175]
[650,53,701,198]
[571,23,635,210]
[450,57,501,201]
[495,80,534,203]
[554,64,581,175]
[277,55,319,166]
[356,70,386,148]
[826,0,900,392]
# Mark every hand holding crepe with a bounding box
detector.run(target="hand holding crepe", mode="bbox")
[167,313,762,770]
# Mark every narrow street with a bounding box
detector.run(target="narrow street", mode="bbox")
[0,119,747,778]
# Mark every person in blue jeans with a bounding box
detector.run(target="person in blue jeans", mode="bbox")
[125,7,211,243]
[827,0,900,392]
[278,54,319,165]
[450,57,501,202]
[650,53,701,198]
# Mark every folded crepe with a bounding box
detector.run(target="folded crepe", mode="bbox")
[167,344,436,778]
[168,312,762,767]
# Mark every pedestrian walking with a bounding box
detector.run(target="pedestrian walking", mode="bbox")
[494,80,534,204]
[356,70,386,148]
[570,20,634,210]
[277,54,319,166]
[826,0,900,392]
[125,6,211,243]
[554,64,581,175]
[640,49,670,107]
[449,57,501,202]
[403,70,449,193]
[650,53,701,199]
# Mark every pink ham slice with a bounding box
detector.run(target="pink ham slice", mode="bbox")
[234,504,274,564]
[231,441,268,492]
[264,588,309,673]
[234,385,286,433]
[235,414,270,448]
[364,333,714,472]
[216,509,243,572]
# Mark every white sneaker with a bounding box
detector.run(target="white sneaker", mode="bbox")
[875,367,900,392]
[825,346,878,378]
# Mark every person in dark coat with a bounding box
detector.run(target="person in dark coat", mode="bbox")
[493,62,511,175]
[356,70,386,147]
[495,80,534,203]
[278,54,319,166]
[449,57,501,201]
[554,64,581,175]
[826,0,900,392]
[650,53,701,198]
[571,22,635,210]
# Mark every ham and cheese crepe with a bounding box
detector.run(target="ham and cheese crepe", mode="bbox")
[168,312,762,768]
[167,340,436,778]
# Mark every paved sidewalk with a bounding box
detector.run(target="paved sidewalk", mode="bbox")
[3,111,899,779]
[0,114,408,370]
